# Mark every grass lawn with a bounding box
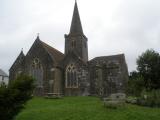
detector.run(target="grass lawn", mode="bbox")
[15,96,160,120]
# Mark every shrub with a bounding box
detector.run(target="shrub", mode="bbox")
[126,96,137,104]
[0,74,35,120]
[137,89,160,107]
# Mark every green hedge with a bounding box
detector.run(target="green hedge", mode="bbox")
[0,74,35,120]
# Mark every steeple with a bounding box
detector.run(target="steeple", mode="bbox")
[69,0,83,35]
[65,1,88,62]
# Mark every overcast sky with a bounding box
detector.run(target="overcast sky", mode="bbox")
[0,0,160,74]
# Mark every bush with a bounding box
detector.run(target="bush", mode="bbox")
[137,89,160,107]
[126,96,137,104]
[0,74,35,120]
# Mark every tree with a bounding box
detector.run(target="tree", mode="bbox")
[137,49,160,90]
[0,74,35,120]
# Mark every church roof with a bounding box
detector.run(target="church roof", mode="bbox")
[0,69,8,77]
[40,40,64,63]
[69,1,83,35]
[89,54,126,63]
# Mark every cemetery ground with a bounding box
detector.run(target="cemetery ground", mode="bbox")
[15,96,160,120]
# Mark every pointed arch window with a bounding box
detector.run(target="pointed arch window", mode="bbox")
[66,64,78,88]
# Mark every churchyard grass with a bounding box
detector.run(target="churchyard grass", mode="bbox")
[15,96,160,120]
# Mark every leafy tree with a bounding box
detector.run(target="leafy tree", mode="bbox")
[137,49,160,90]
[0,74,35,120]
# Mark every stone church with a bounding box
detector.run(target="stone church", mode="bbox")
[9,1,128,97]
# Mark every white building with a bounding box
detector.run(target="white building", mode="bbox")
[0,69,9,85]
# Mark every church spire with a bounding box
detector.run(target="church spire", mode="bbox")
[69,0,83,35]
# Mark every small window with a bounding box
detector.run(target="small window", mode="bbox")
[71,40,76,48]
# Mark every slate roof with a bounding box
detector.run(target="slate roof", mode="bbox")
[90,54,125,62]
[40,40,64,63]
[0,69,8,76]
[89,54,126,65]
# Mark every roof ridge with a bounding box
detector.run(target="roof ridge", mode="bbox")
[96,54,124,58]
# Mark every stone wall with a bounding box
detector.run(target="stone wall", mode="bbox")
[89,54,128,97]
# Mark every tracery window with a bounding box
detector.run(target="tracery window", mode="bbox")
[30,58,43,88]
[65,64,78,88]
[32,58,41,69]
